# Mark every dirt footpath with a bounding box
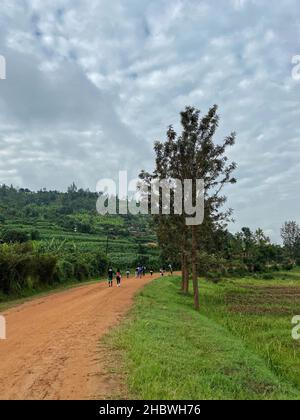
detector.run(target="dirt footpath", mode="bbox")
[0,274,158,400]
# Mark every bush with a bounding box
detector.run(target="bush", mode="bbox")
[73,260,90,281]
[2,229,29,244]
[261,273,275,280]
[282,263,294,271]
[55,259,74,283]
[77,222,93,234]
[206,271,222,284]
[0,242,108,295]
[0,243,34,293]
[30,230,41,241]
[198,252,227,276]
[228,263,249,277]
[35,254,57,285]
[253,262,265,272]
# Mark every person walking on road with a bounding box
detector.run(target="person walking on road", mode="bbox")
[108,267,114,287]
[116,269,122,287]
[126,270,130,279]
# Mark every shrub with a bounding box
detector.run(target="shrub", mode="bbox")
[73,260,90,281]
[261,273,275,280]
[77,222,93,234]
[282,263,294,271]
[30,230,41,241]
[253,262,265,272]
[2,229,29,244]
[0,244,33,293]
[55,259,74,283]
[206,271,222,284]
[35,254,57,285]
[228,263,249,277]
[198,252,224,275]
[0,241,108,295]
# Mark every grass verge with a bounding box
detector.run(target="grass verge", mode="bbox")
[103,274,300,400]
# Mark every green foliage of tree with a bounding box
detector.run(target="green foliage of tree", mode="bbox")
[281,221,300,261]
[141,105,237,310]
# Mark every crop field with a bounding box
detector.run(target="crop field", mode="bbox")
[1,215,159,269]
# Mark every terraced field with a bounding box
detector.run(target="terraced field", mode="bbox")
[1,215,159,269]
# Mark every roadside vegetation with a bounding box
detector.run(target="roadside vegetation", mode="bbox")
[104,271,300,400]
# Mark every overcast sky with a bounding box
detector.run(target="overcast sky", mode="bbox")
[0,0,300,241]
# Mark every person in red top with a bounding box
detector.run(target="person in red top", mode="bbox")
[116,269,122,287]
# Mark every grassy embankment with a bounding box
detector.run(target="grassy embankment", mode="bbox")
[104,269,300,400]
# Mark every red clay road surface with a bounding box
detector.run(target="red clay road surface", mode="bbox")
[0,274,159,400]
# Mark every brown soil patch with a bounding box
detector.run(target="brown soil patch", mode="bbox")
[226,284,300,315]
[229,305,292,315]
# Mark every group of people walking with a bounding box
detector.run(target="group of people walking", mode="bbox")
[107,267,122,288]
[135,265,148,278]
[107,264,173,287]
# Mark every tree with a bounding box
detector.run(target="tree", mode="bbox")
[281,221,300,259]
[67,182,78,194]
[255,228,270,246]
[140,127,191,295]
[141,105,237,310]
[179,106,237,309]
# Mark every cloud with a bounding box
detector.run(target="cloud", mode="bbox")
[0,0,300,241]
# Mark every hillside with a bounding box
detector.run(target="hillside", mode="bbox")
[0,185,161,299]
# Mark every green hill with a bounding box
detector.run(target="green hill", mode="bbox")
[0,184,159,269]
[0,184,160,298]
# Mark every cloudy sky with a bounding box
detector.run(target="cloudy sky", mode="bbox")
[0,0,300,241]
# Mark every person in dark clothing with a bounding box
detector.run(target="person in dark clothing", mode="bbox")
[108,267,114,287]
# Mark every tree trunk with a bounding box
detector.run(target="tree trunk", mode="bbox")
[181,251,189,294]
[192,225,199,311]
[181,229,189,294]
[183,254,189,294]
[181,252,185,292]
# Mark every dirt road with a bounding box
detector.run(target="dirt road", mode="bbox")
[0,274,157,400]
